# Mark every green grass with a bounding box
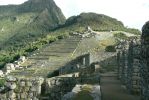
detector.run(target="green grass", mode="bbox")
[105,45,116,52]
[73,90,93,100]
[113,32,128,40]
[0,78,5,87]
[0,13,37,44]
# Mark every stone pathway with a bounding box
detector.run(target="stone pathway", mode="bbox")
[101,72,140,100]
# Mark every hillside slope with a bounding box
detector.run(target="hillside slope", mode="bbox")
[56,13,140,35]
[0,0,65,47]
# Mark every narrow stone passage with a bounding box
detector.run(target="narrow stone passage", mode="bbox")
[101,72,140,100]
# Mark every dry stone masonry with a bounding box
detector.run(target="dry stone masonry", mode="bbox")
[117,41,128,84]
[0,76,44,100]
[117,34,149,100]
[117,39,141,94]
[126,40,141,94]
[139,21,149,100]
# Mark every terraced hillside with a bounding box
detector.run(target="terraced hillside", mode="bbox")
[9,29,139,78]
[9,36,82,77]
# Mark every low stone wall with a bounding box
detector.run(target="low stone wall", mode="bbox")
[0,76,44,100]
[46,77,77,100]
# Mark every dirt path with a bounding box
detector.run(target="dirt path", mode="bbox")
[101,72,140,100]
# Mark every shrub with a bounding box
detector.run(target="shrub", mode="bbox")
[48,70,59,78]
[105,45,116,52]
[114,32,127,40]
[0,79,5,87]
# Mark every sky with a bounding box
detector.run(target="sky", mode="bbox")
[0,0,149,30]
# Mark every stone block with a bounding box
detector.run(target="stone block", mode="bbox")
[6,76,17,82]
[132,76,140,80]
[8,90,16,99]
[25,87,30,92]
[26,81,32,87]
[30,86,37,92]
[20,81,26,87]
[16,94,21,99]
[6,82,17,90]
[21,93,27,99]
[33,97,39,100]
[37,86,41,95]
[28,92,34,98]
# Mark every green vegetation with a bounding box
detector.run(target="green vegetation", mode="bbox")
[0,0,140,69]
[48,70,59,78]
[0,78,5,87]
[61,12,125,32]
[123,28,141,35]
[73,90,93,100]
[73,85,93,100]
[0,32,69,69]
[105,45,116,52]
[114,32,128,40]
[58,13,141,35]
[0,0,66,69]
[0,0,65,46]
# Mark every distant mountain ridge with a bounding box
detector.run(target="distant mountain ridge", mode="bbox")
[0,0,65,20]
[0,0,65,47]
[0,0,141,69]
[59,12,140,34]
[65,13,124,30]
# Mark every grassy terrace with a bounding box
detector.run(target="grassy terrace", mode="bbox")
[9,36,82,78]
[9,31,134,78]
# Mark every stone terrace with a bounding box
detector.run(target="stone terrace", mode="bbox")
[9,36,82,78]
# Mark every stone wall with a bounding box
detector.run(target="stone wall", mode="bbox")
[140,43,149,100]
[121,50,127,85]
[126,41,141,94]
[117,40,141,94]
[59,53,90,75]
[0,76,44,100]
[46,77,77,100]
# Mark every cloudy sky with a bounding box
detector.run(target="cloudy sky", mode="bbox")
[0,0,149,30]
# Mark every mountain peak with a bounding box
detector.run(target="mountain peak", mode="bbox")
[17,0,66,24]
[27,0,55,5]
[0,0,66,47]
[18,0,57,13]
[64,12,124,31]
